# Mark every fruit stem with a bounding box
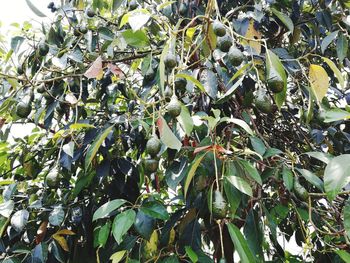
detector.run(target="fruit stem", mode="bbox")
[213,147,220,191]
[217,220,225,260]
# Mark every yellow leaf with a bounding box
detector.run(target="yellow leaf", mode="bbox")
[144,230,158,255]
[109,250,127,263]
[168,228,175,245]
[52,234,69,252]
[309,64,329,102]
[55,229,75,236]
[245,20,262,54]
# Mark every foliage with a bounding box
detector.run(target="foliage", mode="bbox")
[0,0,350,262]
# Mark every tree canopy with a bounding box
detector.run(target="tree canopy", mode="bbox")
[1,0,350,262]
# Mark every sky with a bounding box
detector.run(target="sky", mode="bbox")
[0,0,53,31]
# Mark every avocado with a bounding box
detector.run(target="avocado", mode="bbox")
[86,8,96,17]
[146,136,162,157]
[164,85,173,101]
[255,89,272,114]
[212,190,228,219]
[174,77,187,91]
[227,46,244,66]
[179,2,188,16]
[46,168,60,188]
[16,102,32,118]
[144,158,159,173]
[266,69,284,93]
[38,42,49,56]
[217,34,232,52]
[164,53,177,70]
[167,96,182,118]
[129,0,138,10]
[213,20,226,37]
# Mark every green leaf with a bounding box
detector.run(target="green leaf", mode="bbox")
[322,57,345,89]
[309,64,329,102]
[220,117,254,136]
[271,8,294,33]
[223,176,241,216]
[227,223,256,263]
[175,73,206,94]
[226,176,253,197]
[185,246,198,263]
[296,168,323,191]
[227,63,252,84]
[200,69,218,99]
[336,250,350,263]
[343,198,350,240]
[25,0,46,17]
[337,34,348,62]
[184,153,208,198]
[97,220,111,248]
[134,210,155,240]
[128,10,151,31]
[85,126,114,170]
[98,27,114,41]
[177,105,194,136]
[48,206,64,226]
[140,201,169,220]
[266,50,287,110]
[112,209,136,244]
[70,123,95,130]
[11,36,25,53]
[93,199,127,221]
[304,151,334,164]
[282,166,293,191]
[122,30,149,48]
[238,160,262,185]
[157,116,182,151]
[243,209,264,259]
[324,154,350,201]
[321,31,338,54]
[110,250,127,263]
[216,76,244,104]
[159,42,170,95]
[323,108,350,123]
[250,136,266,156]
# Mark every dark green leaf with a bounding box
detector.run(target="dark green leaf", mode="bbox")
[112,209,136,244]
[282,166,293,191]
[25,0,46,17]
[85,126,114,170]
[337,34,348,62]
[122,30,149,48]
[321,31,338,53]
[93,199,127,221]
[324,154,350,201]
[296,168,323,191]
[227,223,256,263]
[134,210,155,240]
[140,201,169,220]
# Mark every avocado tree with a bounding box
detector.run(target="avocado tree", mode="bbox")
[0,0,350,262]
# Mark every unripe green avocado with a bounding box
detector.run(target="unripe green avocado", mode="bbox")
[212,190,228,219]
[164,53,177,70]
[227,46,244,66]
[167,96,182,118]
[255,89,272,114]
[38,42,49,56]
[266,69,284,93]
[16,102,32,118]
[146,136,161,157]
[213,20,226,37]
[217,35,232,52]
[144,158,159,173]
